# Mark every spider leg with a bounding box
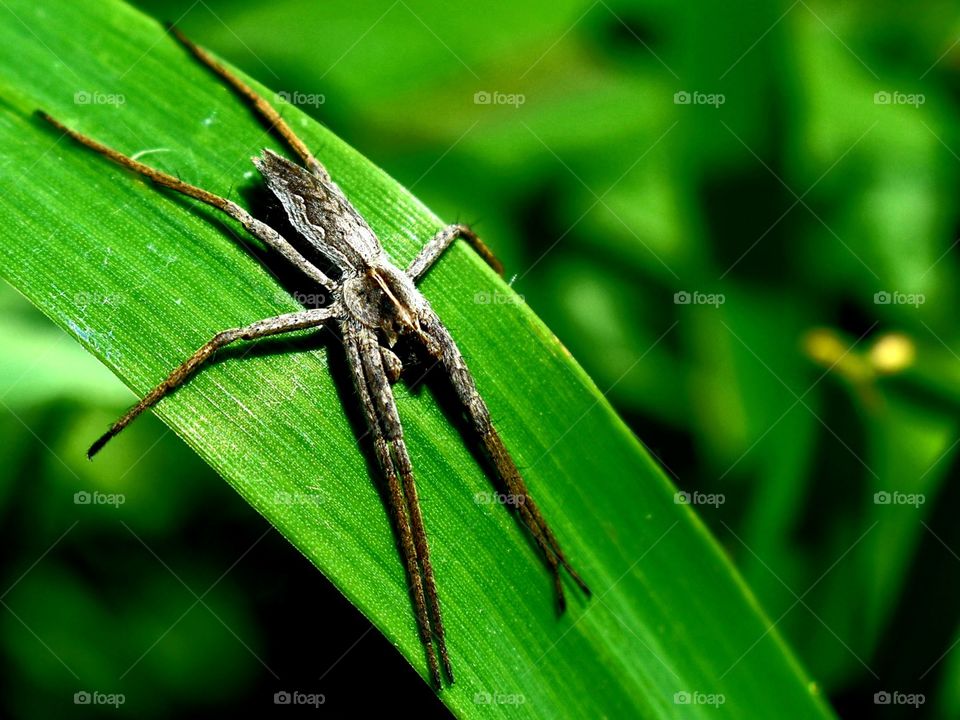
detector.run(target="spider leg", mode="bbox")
[357,326,453,683]
[37,112,336,291]
[167,24,332,183]
[417,311,591,606]
[380,345,403,383]
[407,224,504,282]
[88,306,338,458]
[344,321,447,688]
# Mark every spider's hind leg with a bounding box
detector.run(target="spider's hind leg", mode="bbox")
[344,322,451,688]
[418,311,591,606]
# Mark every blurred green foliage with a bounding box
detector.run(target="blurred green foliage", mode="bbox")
[2,0,960,717]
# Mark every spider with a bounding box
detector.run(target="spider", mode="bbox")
[39,25,590,689]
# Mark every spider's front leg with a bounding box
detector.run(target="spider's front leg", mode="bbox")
[38,112,336,292]
[167,24,332,183]
[406,224,504,282]
[342,320,452,688]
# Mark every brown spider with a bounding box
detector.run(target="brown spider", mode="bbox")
[39,25,590,689]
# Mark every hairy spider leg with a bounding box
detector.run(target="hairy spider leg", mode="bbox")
[168,23,331,182]
[344,320,447,688]
[37,112,334,290]
[88,307,338,457]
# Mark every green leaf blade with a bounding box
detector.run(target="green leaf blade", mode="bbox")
[0,1,835,717]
